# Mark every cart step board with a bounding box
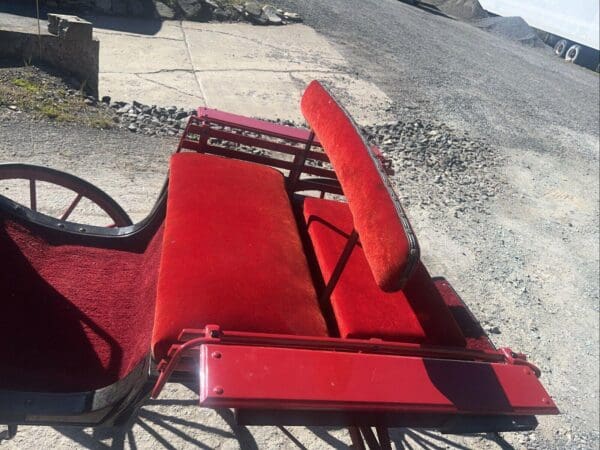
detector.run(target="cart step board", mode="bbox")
[199,344,558,415]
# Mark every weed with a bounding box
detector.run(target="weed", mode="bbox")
[90,118,113,129]
[39,104,60,119]
[78,79,87,96]
[38,104,72,122]
[12,78,40,94]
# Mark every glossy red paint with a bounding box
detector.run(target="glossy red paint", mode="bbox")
[150,325,512,398]
[198,344,559,415]
[194,107,321,145]
[152,322,523,398]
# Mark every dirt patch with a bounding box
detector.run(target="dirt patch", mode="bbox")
[0,60,115,128]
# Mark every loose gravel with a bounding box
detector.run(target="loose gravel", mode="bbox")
[2,61,503,218]
[361,119,502,215]
[111,100,195,136]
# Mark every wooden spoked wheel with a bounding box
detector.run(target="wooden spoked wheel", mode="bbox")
[0,163,133,227]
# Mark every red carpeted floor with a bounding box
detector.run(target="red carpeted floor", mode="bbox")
[0,219,162,392]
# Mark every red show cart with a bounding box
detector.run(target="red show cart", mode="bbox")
[0,81,558,448]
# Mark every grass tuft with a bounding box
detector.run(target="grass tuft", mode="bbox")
[38,104,69,121]
[12,78,40,94]
[90,118,114,129]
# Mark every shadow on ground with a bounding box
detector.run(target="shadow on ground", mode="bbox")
[0,0,162,35]
[51,392,516,450]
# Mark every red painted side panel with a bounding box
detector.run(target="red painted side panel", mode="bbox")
[199,344,558,415]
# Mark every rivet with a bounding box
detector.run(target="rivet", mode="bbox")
[542,397,548,403]
[211,351,222,359]
[79,227,86,232]
[213,386,224,395]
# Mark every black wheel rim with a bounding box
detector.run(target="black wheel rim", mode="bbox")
[0,163,133,227]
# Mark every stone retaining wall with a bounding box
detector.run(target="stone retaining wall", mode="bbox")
[42,0,302,24]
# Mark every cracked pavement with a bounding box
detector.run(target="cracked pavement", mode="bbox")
[94,16,392,123]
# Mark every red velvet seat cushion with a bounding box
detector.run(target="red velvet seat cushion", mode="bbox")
[152,153,328,360]
[301,81,419,292]
[303,197,466,346]
[0,220,162,392]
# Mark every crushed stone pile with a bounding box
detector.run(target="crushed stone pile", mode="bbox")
[424,1,546,49]
[425,0,488,21]
[29,0,302,25]
[117,101,503,215]
[207,117,503,216]
[472,16,545,47]
[360,120,502,215]
[111,100,195,136]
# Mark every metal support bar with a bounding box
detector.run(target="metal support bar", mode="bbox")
[29,179,36,211]
[319,229,359,306]
[287,131,315,193]
[4,425,18,440]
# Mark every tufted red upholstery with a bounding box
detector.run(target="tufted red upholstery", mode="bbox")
[152,153,328,360]
[303,197,466,346]
[301,81,419,292]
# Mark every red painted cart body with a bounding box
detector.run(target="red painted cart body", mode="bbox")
[0,81,557,448]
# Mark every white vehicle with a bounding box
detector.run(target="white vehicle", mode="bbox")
[479,0,600,70]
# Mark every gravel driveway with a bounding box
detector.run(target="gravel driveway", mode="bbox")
[269,0,598,155]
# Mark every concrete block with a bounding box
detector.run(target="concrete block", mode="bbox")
[47,14,93,41]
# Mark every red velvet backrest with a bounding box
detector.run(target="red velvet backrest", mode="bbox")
[300,80,419,292]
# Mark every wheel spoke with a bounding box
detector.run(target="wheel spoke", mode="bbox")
[29,179,37,211]
[0,164,133,227]
[60,193,83,221]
